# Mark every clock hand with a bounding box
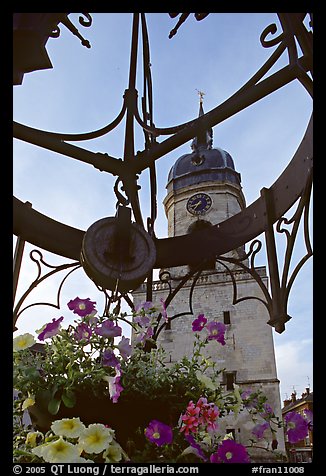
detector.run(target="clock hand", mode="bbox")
[193,200,202,210]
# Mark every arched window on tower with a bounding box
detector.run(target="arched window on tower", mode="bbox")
[187,220,216,272]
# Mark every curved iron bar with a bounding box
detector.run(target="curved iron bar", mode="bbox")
[260,22,284,48]
[12,112,313,267]
[13,52,311,180]
[60,14,91,49]
[215,244,272,311]
[79,13,92,27]
[153,267,204,340]
[13,249,80,328]
[13,102,127,143]
[276,170,313,307]
[276,13,313,97]
[13,13,312,169]
[49,26,61,38]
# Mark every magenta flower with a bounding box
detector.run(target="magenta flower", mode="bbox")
[206,321,226,345]
[74,322,92,341]
[212,439,250,463]
[102,349,119,368]
[38,316,64,341]
[160,298,168,323]
[95,320,122,338]
[284,411,309,443]
[252,421,270,440]
[145,420,173,446]
[117,336,132,359]
[192,314,207,332]
[67,297,96,317]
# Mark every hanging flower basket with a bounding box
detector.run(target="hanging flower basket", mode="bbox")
[28,389,185,447]
[13,297,312,463]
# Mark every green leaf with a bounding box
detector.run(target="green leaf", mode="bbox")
[62,390,76,408]
[48,397,61,415]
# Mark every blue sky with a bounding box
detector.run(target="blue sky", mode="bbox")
[13,13,313,401]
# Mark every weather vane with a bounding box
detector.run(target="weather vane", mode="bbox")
[196,89,205,104]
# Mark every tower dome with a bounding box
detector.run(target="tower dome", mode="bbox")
[166,102,241,192]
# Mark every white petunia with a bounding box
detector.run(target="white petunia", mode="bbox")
[13,333,35,352]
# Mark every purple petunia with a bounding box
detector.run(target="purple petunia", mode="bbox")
[184,434,208,462]
[134,314,151,327]
[67,297,96,317]
[74,322,92,341]
[135,301,154,313]
[117,336,132,360]
[261,403,274,419]
[211,439,250,463]
[206,321,226,345]
[284,411,309,443]
[192,314,207,332]
[304,409,313,430]
[38,316,64,341]
[95,320,122,338]
[145,420,173,447]
[102,349,120,368]
[252,421,270,440]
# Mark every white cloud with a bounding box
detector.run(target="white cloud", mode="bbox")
[274,339,313,400]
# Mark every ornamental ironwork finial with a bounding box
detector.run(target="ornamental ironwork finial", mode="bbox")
[196,89,205,104]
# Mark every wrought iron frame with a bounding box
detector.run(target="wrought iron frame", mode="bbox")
[13,13,313,334]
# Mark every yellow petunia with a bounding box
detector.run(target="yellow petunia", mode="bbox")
[78,424,114,454]
[22,396,35,411]
[103,441,123,462]
[51,418,86,439]
[13,333,35,352]
[25,431,43,447]
[32,437,80,463]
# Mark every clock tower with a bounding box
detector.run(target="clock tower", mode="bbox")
[132,101,286,460]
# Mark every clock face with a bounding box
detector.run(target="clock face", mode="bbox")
[187,193,212,215]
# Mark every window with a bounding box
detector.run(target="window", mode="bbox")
[187,220,216,271]
[223,311,231,325]
[224,371,236,390]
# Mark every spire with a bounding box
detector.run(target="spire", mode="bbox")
[191,90,213,151]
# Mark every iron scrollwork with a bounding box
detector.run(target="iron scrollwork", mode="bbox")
[13,250,81,331]
[13,13,313,334]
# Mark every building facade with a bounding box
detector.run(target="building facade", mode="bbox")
[282,389,313,462]
[133,102,286,460]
